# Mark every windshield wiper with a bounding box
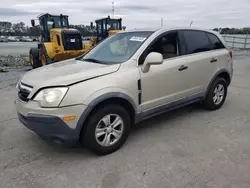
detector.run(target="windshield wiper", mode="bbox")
[82,58,105,64]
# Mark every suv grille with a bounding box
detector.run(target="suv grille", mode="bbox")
[62,30,83,51]
[17,82,33,102]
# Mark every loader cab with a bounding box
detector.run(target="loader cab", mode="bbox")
[36,13,69,42]
[95,16,122,44]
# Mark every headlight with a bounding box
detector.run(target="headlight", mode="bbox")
[33,87,68,107]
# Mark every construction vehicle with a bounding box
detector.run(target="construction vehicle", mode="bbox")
[88,16,123,46]
[29,13,88,68]
[29,13,124,69]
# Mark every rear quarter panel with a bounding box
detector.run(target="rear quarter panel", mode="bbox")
[213,49,232,82]
[208,32,233,84]
[215,49,232,69]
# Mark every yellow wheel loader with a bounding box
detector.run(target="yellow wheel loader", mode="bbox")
[81,16,124,55]
[29,13,89,69]
[29,14,124,69]
[89,16,123,45]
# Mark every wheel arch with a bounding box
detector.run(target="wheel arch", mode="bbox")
[206,69,231,96]
[217,71,231,86]
[76,92,138,137]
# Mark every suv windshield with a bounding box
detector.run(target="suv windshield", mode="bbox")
[81,31,153,64]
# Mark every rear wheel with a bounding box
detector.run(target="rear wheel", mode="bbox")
[203,77,228,110]
[29,48,41,69]
[80,104,131,155]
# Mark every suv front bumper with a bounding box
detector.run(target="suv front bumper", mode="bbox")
[15,98,88,146]
[18,113,79,146]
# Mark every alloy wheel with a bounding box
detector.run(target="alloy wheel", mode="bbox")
[213,83,225,105]
[95,114,124,147]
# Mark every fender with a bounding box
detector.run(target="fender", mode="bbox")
[75,92,138,136]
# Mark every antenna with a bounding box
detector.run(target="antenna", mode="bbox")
[189,21,193,27]
[112,2,115,18]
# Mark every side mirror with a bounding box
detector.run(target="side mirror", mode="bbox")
[122,26,126,30]
[31,19,35,27]
[141,52,163,73]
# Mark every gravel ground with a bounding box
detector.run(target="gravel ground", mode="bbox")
[0,67,31,89]
[0,42,35,69]
[0,50,250,188]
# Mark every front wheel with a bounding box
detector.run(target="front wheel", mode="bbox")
[80,104,131,155]
[203,77,228,110]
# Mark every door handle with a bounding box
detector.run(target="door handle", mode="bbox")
[179,65,188,71]
[210,58,217,63]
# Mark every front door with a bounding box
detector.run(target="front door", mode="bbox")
[139,31,189,112]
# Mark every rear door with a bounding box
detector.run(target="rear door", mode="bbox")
[179,30,217,96]
[206,32,231,80]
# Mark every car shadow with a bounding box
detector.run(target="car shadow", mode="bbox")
[132,102,204,132]
[32,103,207,159]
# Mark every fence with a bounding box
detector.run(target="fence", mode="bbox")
[222,35,250,50]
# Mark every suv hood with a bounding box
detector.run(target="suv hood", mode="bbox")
[21,58,120,88]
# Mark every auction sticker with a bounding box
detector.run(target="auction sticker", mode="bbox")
[130,36,147,42]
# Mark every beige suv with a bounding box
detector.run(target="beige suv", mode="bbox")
[15,27,233,155]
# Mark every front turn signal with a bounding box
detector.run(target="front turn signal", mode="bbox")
[63,116,76,121]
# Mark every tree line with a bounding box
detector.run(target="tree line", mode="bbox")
[2,21,250,36]
[213,27,250,34]
[0,21,95,37]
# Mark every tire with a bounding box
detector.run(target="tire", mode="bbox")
[80,104,131,155]
[29,48,42,69]
[203,77,228,110]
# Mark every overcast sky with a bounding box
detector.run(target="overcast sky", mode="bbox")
[1,0,250,29]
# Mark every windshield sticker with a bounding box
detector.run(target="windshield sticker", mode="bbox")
[129,36,147,42]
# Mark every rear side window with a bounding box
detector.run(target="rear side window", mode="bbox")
[182,30,211,55]
[207,33,225,50]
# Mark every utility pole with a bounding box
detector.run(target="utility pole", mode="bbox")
[112,2,115,18]
[161,17,163,27]
[189,21,193,27]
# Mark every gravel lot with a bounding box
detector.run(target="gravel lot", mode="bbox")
[0,51,250,188]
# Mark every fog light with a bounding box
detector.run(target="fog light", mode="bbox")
[63,116,76,121]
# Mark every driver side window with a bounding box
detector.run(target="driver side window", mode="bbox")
[139,31,180,65]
